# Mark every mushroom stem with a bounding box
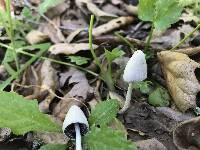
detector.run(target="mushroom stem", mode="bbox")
[119,83,133,114]
[75,123,82,150]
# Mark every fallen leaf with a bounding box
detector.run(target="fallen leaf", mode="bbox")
[39,16,65,43]
[136,138,167,150]
[59,68,93,99]
[156,107,194,122]
[39,60,57,113]
[180,9,200,23]
[173,116,200,150]
[76,0,117,21]
[26,30,49,45]
[152,24,196,49]
[49,43,98,55]
[54,68,93,121]
[93,16,134,36]
[158,51,200,112]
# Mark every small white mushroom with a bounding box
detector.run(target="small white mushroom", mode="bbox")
[62,105,89,150]
[119,50,147,113]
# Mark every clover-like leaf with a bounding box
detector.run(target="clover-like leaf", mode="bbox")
[89,100,119,126]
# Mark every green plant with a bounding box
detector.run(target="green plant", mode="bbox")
[0,0,19,71]
[0,43,51,91]
[89,15,125,91]
[0,91,60,134]
[0,91,137,150]
[138,0,184,50]
[85,100,138,150]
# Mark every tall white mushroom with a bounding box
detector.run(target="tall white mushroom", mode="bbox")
[62,105,89,150]
[119,50,147,114]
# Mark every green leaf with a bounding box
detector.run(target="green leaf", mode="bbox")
[105,48,125,63]
[133,81,152,94]
[0,91,61,135]
[85,126,138,150]
[40,144,67,150]
[22,7,32,18]
[89,100,119,126]
[68,56,90,65]
[3,41,26,64]
[148,87,170,107]
[39,0,65,14]
[138,0,156,22]
[138,0,183,30]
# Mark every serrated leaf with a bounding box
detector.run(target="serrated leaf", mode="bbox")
[105,48,125,63]
[133,81,152,94]
[0,91,61,135]
[148,87,170,107]
[89,100,119,126]
[138,0,183,30]
[85,127,137,150]
[40,144,67,150]
[22,7,32,18]
[39,0,65,14]
[68,56,90,65]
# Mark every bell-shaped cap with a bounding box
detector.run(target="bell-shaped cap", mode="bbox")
[62,105,89,139]
[123,50,147,83]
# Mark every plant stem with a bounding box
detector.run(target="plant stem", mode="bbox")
[145,25,154,52]
[0,46,47,91]
[89,15,102,69]
[0,43,100,78]
[171,23,200,51]
[75,123,82,150]
[5,0,19,71]
[119,83,133,114]
[18,50,100,78]
[114,32,135,50]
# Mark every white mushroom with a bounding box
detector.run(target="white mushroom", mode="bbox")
[62,105,89,150]
[119,50,147,113]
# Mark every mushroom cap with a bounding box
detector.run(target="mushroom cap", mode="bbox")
[62,105,89,139]
[123,50,147,83]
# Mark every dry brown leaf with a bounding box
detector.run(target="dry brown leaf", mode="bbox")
[158,51,200,112]
[39,16,65,43]
[26,30,49,45]
[93,16,134,36]
[59,68,93,99]
[53,68,93,120]
[39,60,57,113]
[152,25,196,49]
[86,2,117,20]
[53,96,83,121]
[76,0,117,21]
[49,43,98,55]
[136,138,167,150]
[173,117,200,150]
[65,28,85,43]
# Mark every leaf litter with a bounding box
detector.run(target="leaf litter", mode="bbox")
[1,0,200,149]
